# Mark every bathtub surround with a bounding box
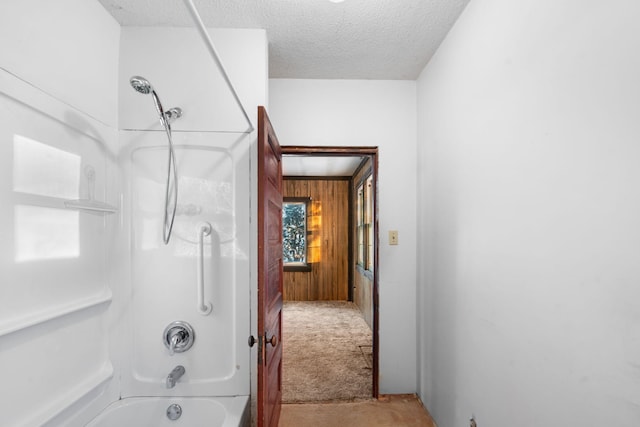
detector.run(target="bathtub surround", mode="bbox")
[0,1,120,425]
[117,26,266,400]
[1,0,266,425]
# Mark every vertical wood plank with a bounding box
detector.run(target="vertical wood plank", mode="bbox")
[283,178,349,301]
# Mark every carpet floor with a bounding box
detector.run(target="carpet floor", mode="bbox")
[282,301,373,403]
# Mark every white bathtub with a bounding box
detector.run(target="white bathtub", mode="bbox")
[85,396,249,427]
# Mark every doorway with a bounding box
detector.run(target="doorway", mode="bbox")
[280,146,379,401]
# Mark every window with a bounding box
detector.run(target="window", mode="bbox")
[357,184,364,266]
[282,197,312,272]
[365,175,374,272]
[356,174,374,273]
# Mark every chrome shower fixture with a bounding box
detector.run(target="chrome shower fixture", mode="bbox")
[164,321,195,355]
[129,76,183,124]
[164,107,183,124]
[166,365,186,389]
[129,75,181,244]
[130,75,152,95]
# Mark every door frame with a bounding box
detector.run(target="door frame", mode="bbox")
[280,145,379,397]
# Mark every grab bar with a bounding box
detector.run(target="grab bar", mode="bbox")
[197,222,213,315]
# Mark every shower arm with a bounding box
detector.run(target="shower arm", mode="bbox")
[183,0,255,133]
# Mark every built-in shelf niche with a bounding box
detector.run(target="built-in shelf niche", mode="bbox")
[64,199,118,215]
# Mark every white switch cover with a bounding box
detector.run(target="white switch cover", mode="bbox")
[389,230,398,245]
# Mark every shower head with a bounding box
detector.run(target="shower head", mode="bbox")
[130,75,167,125]
[129,75,182,126]
[130,76,152,95]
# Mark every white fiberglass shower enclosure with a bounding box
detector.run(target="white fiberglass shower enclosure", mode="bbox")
[0,0,267,425]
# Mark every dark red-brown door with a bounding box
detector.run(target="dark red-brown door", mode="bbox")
[257,106,283,427]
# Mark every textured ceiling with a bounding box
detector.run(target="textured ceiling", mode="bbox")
[98,0,470,80]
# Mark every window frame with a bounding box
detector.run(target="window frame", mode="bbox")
[356,172,374,275]
[282,196,312,272]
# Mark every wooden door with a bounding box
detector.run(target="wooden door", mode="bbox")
[257,106,283,427]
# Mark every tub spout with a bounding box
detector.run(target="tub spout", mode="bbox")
[166,365,185,389]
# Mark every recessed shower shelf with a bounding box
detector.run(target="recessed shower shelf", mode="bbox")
[62,164,118,214]
[0,291,112,338]
[64,199,118,215]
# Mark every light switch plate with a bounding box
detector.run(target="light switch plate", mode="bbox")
[389,230,398,245]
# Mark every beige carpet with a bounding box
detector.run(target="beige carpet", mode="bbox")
[282,301,373,403]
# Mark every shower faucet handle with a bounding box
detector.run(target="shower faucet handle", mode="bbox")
[163,321,195,355]
[169,329,186,346]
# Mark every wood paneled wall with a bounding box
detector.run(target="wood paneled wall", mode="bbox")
[354,270,373,329]
[283,178,349,301]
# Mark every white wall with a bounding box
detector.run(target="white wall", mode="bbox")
[0,0,119,127]
[269,79,418,393]
[417,0,640,425]
[0,0,120,426]
[120,28,267,132]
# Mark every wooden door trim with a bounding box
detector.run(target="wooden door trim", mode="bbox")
[281,145,380,398]
[282,146,378,156]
